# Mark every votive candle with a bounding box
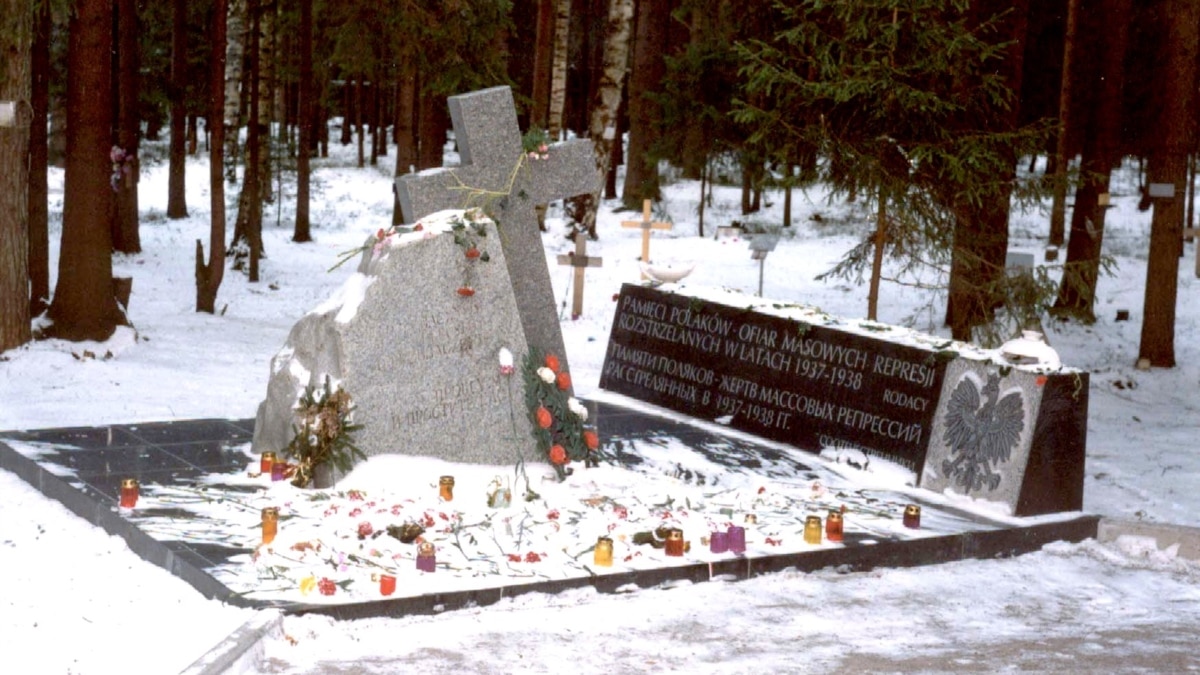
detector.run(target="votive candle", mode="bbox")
[903,504,921,529]
[119,478,139,509]
[379,574,396,596]
[439,476,455,501]
[664,528,685,557]
[260,451,275,475]
[594,536,614,567]
[261,507,279,545]
[416,542,437,572]
[270,461,285,482]
[825,510,844,542]
[803,515,823,545]
[710,530,729,554]
[727,525,746,554]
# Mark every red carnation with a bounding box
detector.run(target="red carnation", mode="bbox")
[549,444,568,465]
[318,577,337,596]
[556,371,571,391]
[544,354,561,373]
[536,406,553,429]
[583,429,599,451]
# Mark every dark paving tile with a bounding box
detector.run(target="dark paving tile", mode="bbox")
[124,419,253,447]
[0,424,144,449]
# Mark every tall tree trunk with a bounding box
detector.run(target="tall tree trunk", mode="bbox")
[355,75,365,168]
[392,63,417,226]
[113,0,141,253]
[1139,0,1198,367]
[416,88,445,170]
[945,0,1030,342]
[1054,0,1131,321]
[48,0,127,341]
[530,0,555,129]
[246,0,262,282]
[1,0,32,351]
[340,83,352,145]
[547,0,571,140]
[198,0,228,314]
[1047,0,1079,248]
[167,0,189,219]
[575,0,633,239]
[256,0,274,204]
[27,0,50,318]
[294,0,312,243]
[223,0,245,184]
[621,0,668,209]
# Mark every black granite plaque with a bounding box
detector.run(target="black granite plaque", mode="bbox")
[600,284,951,472]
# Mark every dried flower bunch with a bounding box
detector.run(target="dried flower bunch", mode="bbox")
[285,375,365,488]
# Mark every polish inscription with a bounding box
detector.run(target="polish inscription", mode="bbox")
[600,284,951,471]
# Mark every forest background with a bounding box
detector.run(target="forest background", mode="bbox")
[0,0,1196,368]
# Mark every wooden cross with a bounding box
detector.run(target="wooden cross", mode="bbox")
[395,86,599,369]
[621,199,672,278]
[557,233,603,319]
[1185,228,1200,278]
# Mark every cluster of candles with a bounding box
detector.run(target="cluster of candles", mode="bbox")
[260,451,288,481]
[245,456,928,596]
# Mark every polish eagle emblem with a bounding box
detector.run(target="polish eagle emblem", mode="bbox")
[940,372,1025,491]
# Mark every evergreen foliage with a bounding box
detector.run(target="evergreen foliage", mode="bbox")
[733,0,1054,342]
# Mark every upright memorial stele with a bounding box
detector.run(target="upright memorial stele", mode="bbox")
[600,284,1088,517]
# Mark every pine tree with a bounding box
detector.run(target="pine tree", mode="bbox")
[736,0,1049,339]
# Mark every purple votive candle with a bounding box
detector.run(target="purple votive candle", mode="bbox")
[416,542,436,572]
[726,525,746,554]
[710,530,729,554]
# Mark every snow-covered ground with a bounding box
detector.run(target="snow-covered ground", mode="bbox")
[2,136,1198,673]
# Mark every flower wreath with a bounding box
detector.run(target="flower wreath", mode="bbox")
[522,348,599,479]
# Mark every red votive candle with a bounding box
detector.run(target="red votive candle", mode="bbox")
[664,528,685,557]
[119,478,139,509]
[825,510,844,542]
[903,504,921,529]
[379,574,396,596]
[260,451,275,475]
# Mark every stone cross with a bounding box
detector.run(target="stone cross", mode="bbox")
[395,86,598,369]
[556,232,603,320]
[621,199,672,279]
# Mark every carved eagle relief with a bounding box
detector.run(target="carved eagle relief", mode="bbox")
[941,372,1025,492]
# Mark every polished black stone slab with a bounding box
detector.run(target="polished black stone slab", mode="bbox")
[0,405,1098,617]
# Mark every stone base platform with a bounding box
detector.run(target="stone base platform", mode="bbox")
[0,401,1098,621]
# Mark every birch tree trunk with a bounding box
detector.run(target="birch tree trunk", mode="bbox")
[223,0,245,184]
[256,0,274,204]
[547,0,570,140]
[574,0,633,239]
